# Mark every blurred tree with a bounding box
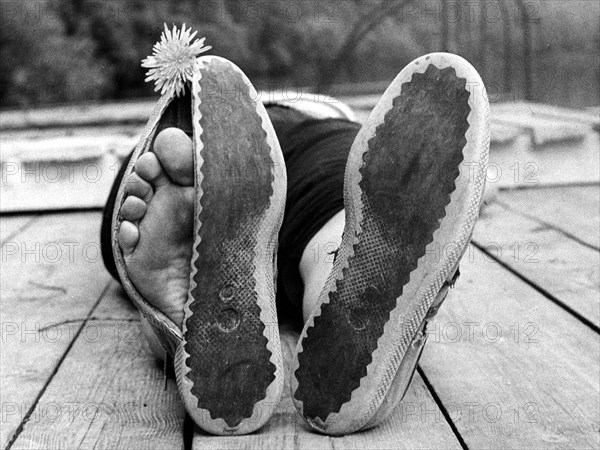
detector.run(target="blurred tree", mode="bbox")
[0,0,597,107]
[516,0,534,100]
[0,0,111,106]
[316,0,416,91]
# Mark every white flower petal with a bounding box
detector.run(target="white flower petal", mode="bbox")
[142,24,210,97]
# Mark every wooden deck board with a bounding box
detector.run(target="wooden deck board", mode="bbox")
[3,101,598,213]
[0,212,111,448]
[488,132,600,188]
[420,245,600,449]
[0,214,38,242]
[498,185,600,249]
[11,282,185,450]
[473,201,600,328]
[2,164,599,448]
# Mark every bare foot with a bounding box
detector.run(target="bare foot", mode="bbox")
[118,128,194,327]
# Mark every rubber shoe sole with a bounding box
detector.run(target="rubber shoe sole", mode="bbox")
[291,52,490,435]
[176,56,285,435]
[112,56,285,435]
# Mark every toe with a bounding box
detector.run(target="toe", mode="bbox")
[136,153,170,188]
[124,173,152,202]
[121,196,147,221]
[119,221,140,255]
[154,128,194,186]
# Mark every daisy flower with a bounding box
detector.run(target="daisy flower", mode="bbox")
[142,23,211,97]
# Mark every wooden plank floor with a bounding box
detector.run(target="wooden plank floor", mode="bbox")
[1,100,599,449]
[3,100,598,214]
[2,183,598,449]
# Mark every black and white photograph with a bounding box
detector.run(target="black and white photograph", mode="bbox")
[1,1,599,448]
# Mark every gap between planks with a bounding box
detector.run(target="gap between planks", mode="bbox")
[494,199,598,252]
[473,197,600,331]
[1,212,114,448]
[4,282,112,450]
[420,245,600,449]
[0,214,40,242]
[495,184,600,250]
[9,282,186,450]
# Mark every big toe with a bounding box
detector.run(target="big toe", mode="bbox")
[154,128,194,186]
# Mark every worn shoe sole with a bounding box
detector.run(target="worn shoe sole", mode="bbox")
[112,56,285,435]
[291,53,490,435]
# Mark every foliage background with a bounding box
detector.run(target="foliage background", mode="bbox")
[1,0,598,108]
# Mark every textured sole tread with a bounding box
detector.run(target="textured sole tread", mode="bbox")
[183,59,278,428]
[294,64,472,422]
